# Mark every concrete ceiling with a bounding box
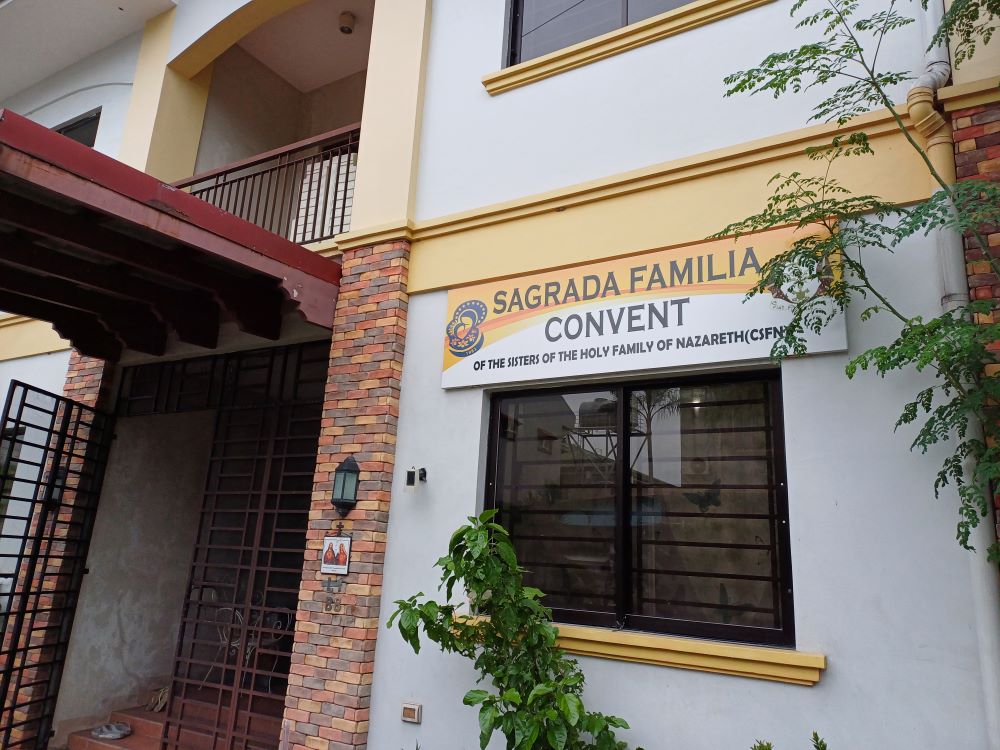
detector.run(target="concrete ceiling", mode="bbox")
[237,0,374,93]
[0,0,176,103]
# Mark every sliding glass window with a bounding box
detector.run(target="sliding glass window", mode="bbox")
[486,372,794,646]
[508,0,696,64]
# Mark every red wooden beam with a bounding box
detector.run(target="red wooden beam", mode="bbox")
[0,109,341,286]
[0,188,284,341]
[0,236,221,349]
[0,263,167,355]
[0,291,122,361]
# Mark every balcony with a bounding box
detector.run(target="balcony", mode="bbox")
[175,124,360,246]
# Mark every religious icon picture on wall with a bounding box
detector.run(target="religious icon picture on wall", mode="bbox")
[321,535,351,575]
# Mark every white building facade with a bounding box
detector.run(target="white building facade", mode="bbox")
[0,1,998,749]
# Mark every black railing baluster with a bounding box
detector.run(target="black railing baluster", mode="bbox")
[174,126,360,245]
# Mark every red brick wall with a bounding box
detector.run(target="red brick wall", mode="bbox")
[954,100,1000,541]
[63,352,115,408]
[284,241,409,750]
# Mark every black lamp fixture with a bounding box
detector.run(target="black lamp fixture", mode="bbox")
[331,455,360,517]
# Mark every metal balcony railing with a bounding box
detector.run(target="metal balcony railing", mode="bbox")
[174,124,360,245]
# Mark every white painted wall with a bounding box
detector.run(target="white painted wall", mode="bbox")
[195,44,304,173]
[168,0,258,64]
[194,44,366,173]
[0,352,71,404]
[302,69,366,137]
[52,411,214,745]
[370,228,999,749]
[413,0,927,220]
[0,32,142,158]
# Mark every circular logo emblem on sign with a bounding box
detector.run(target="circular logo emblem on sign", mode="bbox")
[446,300,488,357]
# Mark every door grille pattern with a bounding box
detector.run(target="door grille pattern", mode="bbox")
[154,344,326,750]
[0,382,114,749]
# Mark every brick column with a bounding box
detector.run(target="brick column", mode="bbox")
[285,241,409,750]
[62,351,115,407]
[953,101,1000,542]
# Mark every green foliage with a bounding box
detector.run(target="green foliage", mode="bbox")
[723,0,914,126]
[719,0,1000,562]
[751,734,829,750]
[930,0,1000,64]
[387,511,640,750]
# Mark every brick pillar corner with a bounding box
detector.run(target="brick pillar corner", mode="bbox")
[286,240,409,750]
[62,351,115,410]
[953,101,1000,542]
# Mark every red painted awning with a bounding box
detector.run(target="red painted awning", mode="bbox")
[0,109,340,361]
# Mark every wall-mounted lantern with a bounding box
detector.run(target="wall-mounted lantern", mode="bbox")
[331,456,360,517]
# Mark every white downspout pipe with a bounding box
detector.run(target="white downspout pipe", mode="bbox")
[908,0,965,312]
[909,4,1000,748]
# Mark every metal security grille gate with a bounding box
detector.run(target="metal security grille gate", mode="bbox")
[116,343,326,750]
[0,382,114,749]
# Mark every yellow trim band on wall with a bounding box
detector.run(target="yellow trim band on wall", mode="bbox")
[404,107,933,293]
[556,624,826,686]
[938,76,1000,112]
[0,316,69,361]
[482,0,776,96]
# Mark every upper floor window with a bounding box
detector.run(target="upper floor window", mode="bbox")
[486,372,795,646]
[55,109,100,148]
[508,0,694,65]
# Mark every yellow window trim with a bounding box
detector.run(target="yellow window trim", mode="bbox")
[482,0,777,96]
[556,624,826,686]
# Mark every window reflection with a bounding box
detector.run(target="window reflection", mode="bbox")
[495,390,618,617]
[489,376,791,644]
[629,382,780,630]
[512,0,702,64]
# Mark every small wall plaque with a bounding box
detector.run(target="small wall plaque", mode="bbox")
[321,535,351,575]
[401,702,422,724]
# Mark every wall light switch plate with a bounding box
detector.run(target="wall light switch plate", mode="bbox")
[401,702,422,724]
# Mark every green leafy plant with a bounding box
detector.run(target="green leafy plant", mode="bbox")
[388,511,641,750]
[718,0,1000,561]
[928,0,999,64]
[752,733,829,750]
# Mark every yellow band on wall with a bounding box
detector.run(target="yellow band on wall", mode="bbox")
[938,76,1000,112]
[0,317,69,360]
[403,107,933,294]
[557,624,826,686]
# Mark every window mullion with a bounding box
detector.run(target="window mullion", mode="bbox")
[614,386,631,627]
[622,0,629,27]
[509,0,524,66]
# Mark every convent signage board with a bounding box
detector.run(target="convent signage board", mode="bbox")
[441,226,847,389]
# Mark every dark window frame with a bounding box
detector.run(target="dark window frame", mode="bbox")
[485,369,796,647]
[54,108,102,148]
[505,0,693,66]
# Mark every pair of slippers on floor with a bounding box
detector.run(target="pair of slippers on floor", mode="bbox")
[90,688,168,741]
[90,723,131,740]
[90,688,170,740]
